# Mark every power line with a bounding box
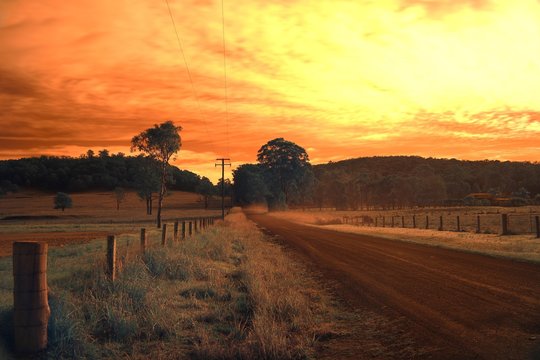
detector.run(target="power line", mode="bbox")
[221,0,230,158]
[164,0,214,152]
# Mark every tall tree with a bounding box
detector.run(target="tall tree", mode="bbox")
[257,138,311,208]
[131,121,182,228]
[232,164,269,206]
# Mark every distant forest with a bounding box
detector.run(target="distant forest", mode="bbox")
[313,156,540,209]
[0,150,213,197]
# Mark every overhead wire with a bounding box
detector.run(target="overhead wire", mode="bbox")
[221,0,230,159]
[163,0,215,156]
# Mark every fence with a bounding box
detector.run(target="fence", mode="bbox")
[10,215,220,354]
[342,213,540,237]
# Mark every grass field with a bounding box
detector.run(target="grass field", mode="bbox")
[0,190,222,257]
[0,209,345,359]
[270,208,540,264]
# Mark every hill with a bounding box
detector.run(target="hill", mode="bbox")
[0,154,208,195]
[312,156,540,209]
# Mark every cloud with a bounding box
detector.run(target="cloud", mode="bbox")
[0,68,43,97]
[1,0,539,180]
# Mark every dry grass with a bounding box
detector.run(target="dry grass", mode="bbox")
[0,190,222,257]
[0,208,340,359]
[270,210,540,264]
[0,190,220,224]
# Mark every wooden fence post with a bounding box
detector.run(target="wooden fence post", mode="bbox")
[140,228,147,254]
[382,216,386,228]
[535,216,539,238]
[161,224,168,246]
[402,216,405,228]
[476,215,481,233]
[189,221,193,236]
[182,221,186,240]
[425,215,429,229]
[456,216,461,232]
[13,242,50,353]
[107,235,116,281]
[173,221,179,242]
[391,216,394,227]
[500,214,508,235]
[438,215,443,231]
[412,215,416,228]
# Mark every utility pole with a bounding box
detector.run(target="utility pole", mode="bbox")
[215,158,231,219]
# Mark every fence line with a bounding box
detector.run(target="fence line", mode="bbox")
[11,215,222,354]
[342,213,540,236]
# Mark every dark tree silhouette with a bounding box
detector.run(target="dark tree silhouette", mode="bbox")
[131,121,182,228]
[54,192,72,211]
[196,177,215,209]
[113,187,125,210]
[257,138,312,208]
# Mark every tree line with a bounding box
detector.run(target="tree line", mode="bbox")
[233,139,540,210]
[314,156,540,209]
[0,153,206,194]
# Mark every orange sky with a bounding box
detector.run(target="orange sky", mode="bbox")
[1,0,539,182]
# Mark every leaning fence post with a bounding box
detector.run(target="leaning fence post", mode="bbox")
[13,241,50,353]
[173,221,179,242]
[476,215,481,233]
[161,224,168,245]
[182,221,186,240]
[106,235,116,281]
[535,216,539,238]
[500,214,508,235]
[456,216,461,232]
[140,228,147,254]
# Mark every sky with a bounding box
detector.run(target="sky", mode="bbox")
[1,0,539,182]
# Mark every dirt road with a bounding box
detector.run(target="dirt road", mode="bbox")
[247,213,540,360]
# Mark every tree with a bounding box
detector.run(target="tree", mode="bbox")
[98,149,110,158]
[133,156,160,215]
[113,187,126,210]
[196,177,215,209]
[257,138,311,208]
[131,121,182,228]
[54,192,72,211]
[232,164,269,206]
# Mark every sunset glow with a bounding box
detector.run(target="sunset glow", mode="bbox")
[1,0,539,181]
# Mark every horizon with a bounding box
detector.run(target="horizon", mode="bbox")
[2,0,540,182]
[3,151,539,186]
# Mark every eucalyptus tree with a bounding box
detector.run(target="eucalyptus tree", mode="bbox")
[131,121,182,228]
